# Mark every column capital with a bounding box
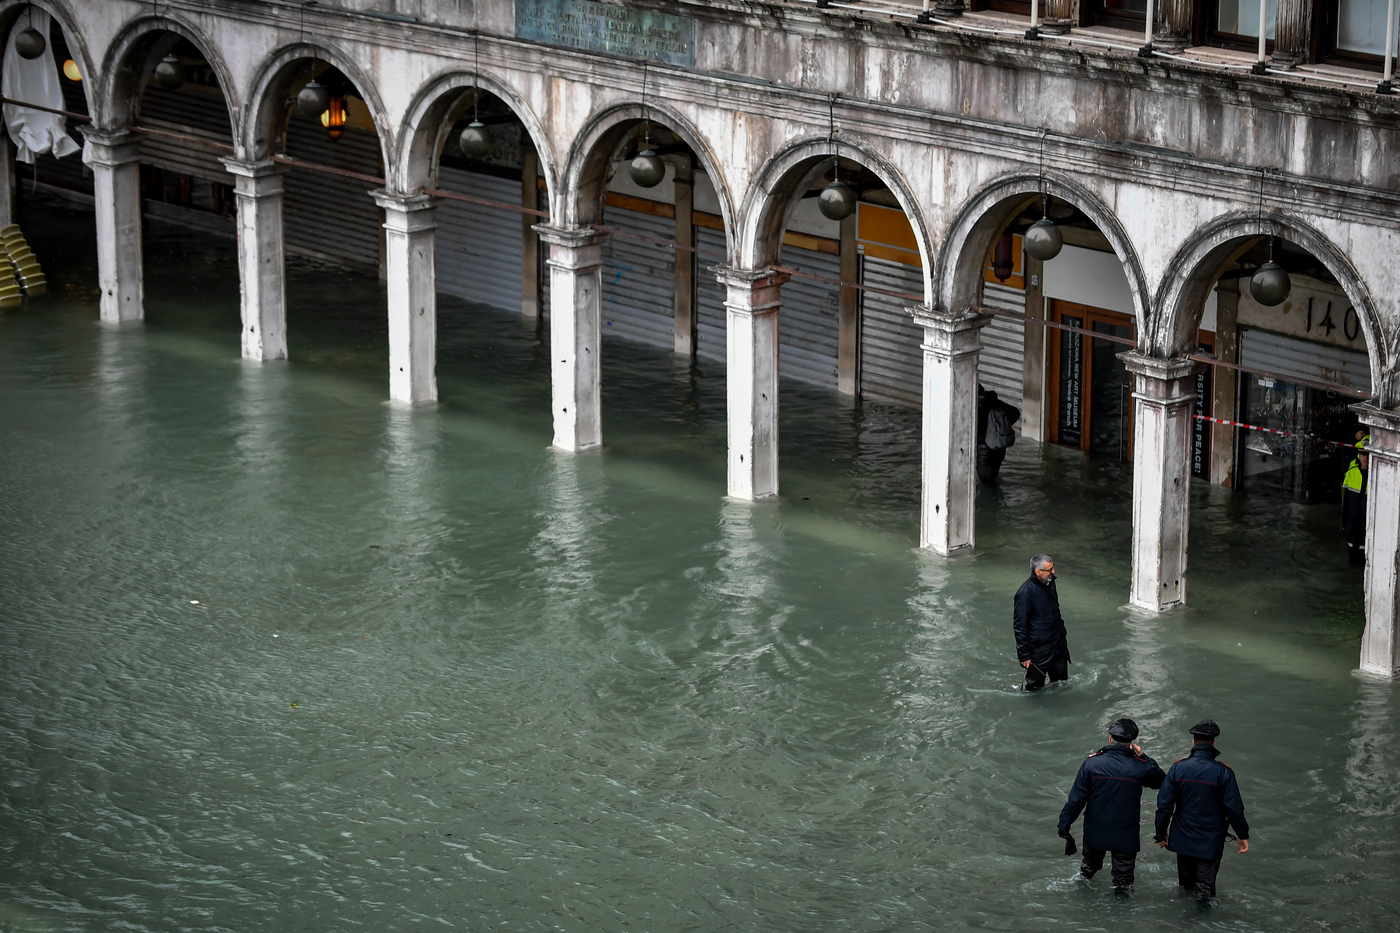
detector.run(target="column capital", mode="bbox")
[219,157,287,179]
[533,223,608,250]
[1121,352,1199,406]
[910,304,993,360]
[1351,402,1400,456]
[78,126,141,166]
[711,265,790,291]
[713,265,789,318]
[371,190,438,235]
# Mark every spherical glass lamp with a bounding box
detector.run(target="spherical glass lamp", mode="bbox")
[630,149,665,188]
[1024,218,1064,262]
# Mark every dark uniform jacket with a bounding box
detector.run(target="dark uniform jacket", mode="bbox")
[1154,745,1249,860]
[1013,576,1070,665]
[1058,745,1166,853]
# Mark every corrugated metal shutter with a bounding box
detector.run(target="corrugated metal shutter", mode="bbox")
[281,124,383,272]
[859,256,923,407]
[1239,327,1372,394]
[980,281,1026,410]
[435,167,522,312]
[136,85,234,182]
[695,225,727,363]
[777,244,840,388]
[599,206,675,350]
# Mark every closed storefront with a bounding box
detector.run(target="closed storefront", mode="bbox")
[1048,301,1134,463]
[599,205,676,350]
[858,256,923,407]
[435,167,525,312]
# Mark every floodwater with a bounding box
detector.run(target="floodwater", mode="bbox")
[1,200,1397,933]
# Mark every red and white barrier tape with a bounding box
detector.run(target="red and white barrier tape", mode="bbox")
[1193,413,1361,450]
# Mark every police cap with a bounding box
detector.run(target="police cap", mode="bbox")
[1188,719,1221,738]
[1108,718,1139,741]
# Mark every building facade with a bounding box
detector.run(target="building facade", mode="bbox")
[16,0,1400,675]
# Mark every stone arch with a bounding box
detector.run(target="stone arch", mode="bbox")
[936,173,1151,332]
[241,42,392,165]
[0,0,96,115]
[737,134,934,296]
[1151,210,1388,403]
[93,10,240,133]
[558,100,734,243]
[392,67,557,198]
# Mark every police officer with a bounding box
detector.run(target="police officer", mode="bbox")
[1057,718,1166,890]
[1014,554,1070,690]
[1342,435,1369,566]
[1154,720,1250,901]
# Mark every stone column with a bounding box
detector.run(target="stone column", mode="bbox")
[372,191,439,404]
[0,135,15,228]
[934,0,964,16]
[1041,0,1073,34]
[1155,0,1194,50]
[1272,0,1312,69]
[1356,404,1400,677]
[910,304,993,553]
[837,214,859,396]
[521,143,541,319]
[81,127,143,323]
[1209,280,1240,487]
[717,266,788,500]
[221,158,288,362]
[535,224,608,451]
[673,156,696,356]
[1123,353,1200,611]
[1020,255,1047,441]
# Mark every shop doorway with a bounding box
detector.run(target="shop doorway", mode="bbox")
[1048,300,1134,464]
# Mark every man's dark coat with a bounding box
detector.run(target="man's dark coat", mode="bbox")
[1058,744,1166,853]
[1154,745,1250,859]
[1013,575,1070,665]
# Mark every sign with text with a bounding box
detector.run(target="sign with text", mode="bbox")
[516,0,696,67]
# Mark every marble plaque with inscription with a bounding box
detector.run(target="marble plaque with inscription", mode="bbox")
[516,0,696,67]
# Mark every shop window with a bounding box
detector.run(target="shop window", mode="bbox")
[1080,0,1147,31]
[1047,301,1135,464]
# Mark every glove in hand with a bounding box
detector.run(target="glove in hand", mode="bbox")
[1058,831,1077,856]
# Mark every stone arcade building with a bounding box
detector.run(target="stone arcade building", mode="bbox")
[22,0,1400,676]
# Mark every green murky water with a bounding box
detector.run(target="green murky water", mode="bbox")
[1,200,1396,932]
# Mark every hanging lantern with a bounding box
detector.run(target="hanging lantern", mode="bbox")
[1250,261,1291,306]
[320,96,348,140]
[13,26,44,59]
[992,233,1014,281]
[62,58,81,82]
[154,54,186,90]
[818,178,857,221]
[630,149,665,188]
[459,120,493,158]
[297,79,330,117]
[1024,217,1064,261]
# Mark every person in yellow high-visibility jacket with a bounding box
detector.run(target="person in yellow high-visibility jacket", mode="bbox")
[1342,435,1370,565]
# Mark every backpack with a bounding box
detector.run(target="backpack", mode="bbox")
[985,403,1017,450]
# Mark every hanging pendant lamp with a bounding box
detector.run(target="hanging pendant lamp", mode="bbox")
[14,6,44,60]
[295,2,328,117]
[460,33,494,158]
[630,62,665,188]
[1024,130,1063,261]
[1249,173,1290,306]
[154,54,186,90]
[818,95,857,221]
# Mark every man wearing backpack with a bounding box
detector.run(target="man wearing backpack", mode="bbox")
[977,384,1021,484]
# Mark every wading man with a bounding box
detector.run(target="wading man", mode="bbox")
[1154,719,1250,902]
[1056,718,1166,891]
[1013,554,1070,690]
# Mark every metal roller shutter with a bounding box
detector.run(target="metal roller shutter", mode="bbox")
[136,85,235,182]
[599,206,675,350]
[1239,327,1372,394]
[777,244,840,389]
[281,125,383,272]
[979,281,1026,409]
[435,167,523,312]
[859,256,923,407]
[695,225,727,363]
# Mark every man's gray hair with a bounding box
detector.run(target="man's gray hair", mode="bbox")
[1031,553,1054,572]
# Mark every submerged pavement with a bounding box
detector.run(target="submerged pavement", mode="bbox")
[0,202,1396,932]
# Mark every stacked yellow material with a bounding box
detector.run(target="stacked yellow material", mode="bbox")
[0,224,45,304]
